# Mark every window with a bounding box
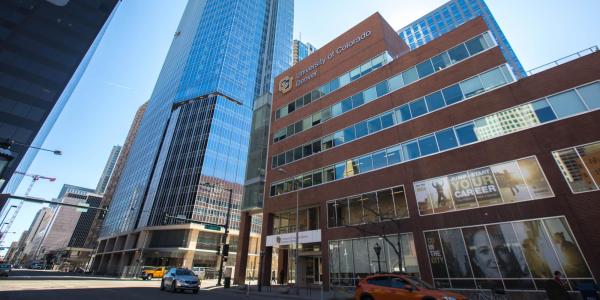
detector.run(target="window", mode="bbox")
[448,44,469,63]
[320,82,331,95]
[455,122,478,145]
[311,89,321,101]
[350,67,361,80]
[348,196,364,225]
[576,82,600,110]
[303,174,313,188]
[425,91,445,112]
[312,111,322,126]
[376,82,389,97]
[362,192,379,222]
[367,117,382,133]
[391,278,410,289]
[341,98,353,113]
[358,155,373,173]
[352,93,365,108]
[343,127,356,143]
[364,86,377,102]
[435,128,459,151]
[388,74,404,92]
[372,150,387,169]
[376,189,395,218]
[418,134,439,156]
[361,61,373,76]
[294,121,303,134]
[339,73,351,87]
[431,52,451,70]
[480,67,506,90]
[416,60,435,78]
[460,76,484,98]
[397,105,411,122]
[442,84,464,105]
[380,111,395,129]
[332,102,343,117]
[313,170,323,185]
[288,102,295,113]
[325,166,335,182]
[531,99,557,123]
[546,90,587,118]
[322,107,332,121]
[402,67,419,85]
[303,144,312,157]
[330,78,340,92]
[372,54,385,69]
[409,98,428,117]
[465,35,486,55]
[553,147,598,193]
[386,145,402,164]
[355,121,368,138]
[312,140,321,153]
[335,163,346,180]
[402,140,420,160]
[322,135,334,150]
[333,131,345,146]
[294,147,303,160]
[285,150,293,163]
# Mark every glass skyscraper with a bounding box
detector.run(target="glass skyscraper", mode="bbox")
[100,0,293,238]
[293,39,317,65]
[397,0,525,78]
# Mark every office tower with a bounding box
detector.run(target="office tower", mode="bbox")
[262,12,599,293]
[20,207,53,262]
[397,0,525,78]
[95,145,121,194]
[0,0,119,205]
[56,184,95,200]
[96,0,292,274]
[293,39,317,64]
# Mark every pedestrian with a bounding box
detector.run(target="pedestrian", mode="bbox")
[544,270,569,300]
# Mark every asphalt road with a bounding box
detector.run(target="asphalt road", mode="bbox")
[0,270,265,300]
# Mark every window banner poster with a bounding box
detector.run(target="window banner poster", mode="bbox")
[468,167,502,206]
[462,226,502,279]
[513,220,562,278]
[543,217,591,278]
[414,181,434,215]
[517,157,553,199]
[490,161,530,202]
[424,231,449,278]
[448,172,478,209]
[439,229,473,278]
[427,177,454,213]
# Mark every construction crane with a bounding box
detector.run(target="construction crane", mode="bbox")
[0,172,56,244]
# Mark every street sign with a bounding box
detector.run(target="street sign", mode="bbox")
[204,224,221,231]
[76,202,89,212]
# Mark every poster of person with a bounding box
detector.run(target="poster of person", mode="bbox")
[543,217,592,278]
[468,167,502,207]
[490,161,530,202]
[424,231,449,278]
[486,223,531,278]
[576,143,600,186]
[462,226,502,279]
[517,157,554,199]
[513,220,562,278]
[414,181,433,215]
[439,229,472,278]
[427,177,454,213]
[448,172,479,209]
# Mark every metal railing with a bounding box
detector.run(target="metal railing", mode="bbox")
[526,45,599,76]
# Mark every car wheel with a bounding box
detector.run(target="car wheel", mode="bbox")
[193,289,199,294]
[160,280,165,291]
[361,295,374,300]
[147,274,153,280]
[171,281,177,293]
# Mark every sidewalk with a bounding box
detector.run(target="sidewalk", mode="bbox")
[203,281,354,300]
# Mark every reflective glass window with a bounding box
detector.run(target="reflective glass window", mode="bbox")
[402,140,420,160]
[380,111,395,129]
[303,93,312,105]
[435,128,459,151]
[416,59,435,78]
[376,82,389,97]
[372,54,385,69]
[294,121,303,133]
[442,84,464,105]
[397,105,411,122]
[553,148,598,193]
[311,89,321,101]
[286,124,294,137]
[332,103,343,117]
[448,44,469,63]
[335,163,346,179]
[303,144,312,157]
[480,67,507,90]
[431,52,451,71]
[321,107,332,121]
[418,134,439,156]
[303,174,313,188]
[312,111,321,126]
[312,140,321,153]
[333,131,345,146]
[294,147,302,160]
[531,100,557,123]
[322,135,334,150]
[355,121,368,138]
[388,74,404,92]
[361,61,373,76]
[410,98,428,117]
[577,82,600,110]
[367,117,382,133]
[295,97,303,108]
[343,126,356,143]
[339,73,351,87]
[372,150,387,169]
[547,90,587,118]
[313,170,323,186]
[358,155,374,173]
[425,91,445,112]
[302,117,311,131]
[288,102,295,113]
[364,86,377,102]
[386,145,402,164]
[465,35,486,55]
[325,166,335,182]
[285,150,293,163]
[341,98,353,113]
[352,93,365,108]
[460,76,484,98]
[402,67,419,85]
[350,67,361,80]
[455,122,478,145]
[330,78,340,92]
[320,82,331,95]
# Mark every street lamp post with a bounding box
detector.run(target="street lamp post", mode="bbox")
[373,242,382,274]
[276,168,300,295]
[0,205,17,227]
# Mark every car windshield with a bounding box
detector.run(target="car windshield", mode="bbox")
[142,266,156,271]
[409,277,436,290]
[0,264,10,268]
[175,269,194,276]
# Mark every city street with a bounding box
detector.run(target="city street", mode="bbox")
[0,270,266,300]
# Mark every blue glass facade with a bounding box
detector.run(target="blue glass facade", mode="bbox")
[397,0,526,78]
[293,40,317,64]
[100,0,293,237]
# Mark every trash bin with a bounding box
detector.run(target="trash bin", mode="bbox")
[224,277,231,288]
[577,282,599,300]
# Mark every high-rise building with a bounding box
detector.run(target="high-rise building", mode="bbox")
[95,145,121,194]
[56,184,95,200]
[293,39,317,65]
[397,0,525,78]
[0,0,119,206]
[20,207,53,262]
[261,12,599,295]
[95,0,293,274]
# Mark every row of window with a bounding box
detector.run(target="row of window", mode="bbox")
[270,81,600,197]
[552,140,600,193]
[271,64,514,169]
[273,31,497,143]
[275,52,393,120]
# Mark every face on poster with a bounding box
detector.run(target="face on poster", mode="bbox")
[448,172,478,209]
[439,229,472,278]
[468,167,502,207]
[517,157,553,199]
[486,223,531,279]
[513,220,561,279]
[424,231,449,278]
[463,226,502,279]
[543,218,591,278]
[414,181,433,215]
[427,177,454,213]
[490,161,530,202]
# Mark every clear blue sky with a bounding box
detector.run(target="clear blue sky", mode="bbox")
[2,0,599,250]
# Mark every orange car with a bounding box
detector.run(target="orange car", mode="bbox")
[355,274,466,300]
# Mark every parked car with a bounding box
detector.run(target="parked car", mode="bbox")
[140,266,168,280]
[30,263,43,269]
[160,268,199,294]
[355,274,467,300]
[0,264,12,277]
[191,266,206,280]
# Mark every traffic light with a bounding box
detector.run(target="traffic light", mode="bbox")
[222,244,229,257]
[98,207,108,219]
[162,213,169,225]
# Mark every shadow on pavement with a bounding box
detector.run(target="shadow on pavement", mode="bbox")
[0,287,221,300]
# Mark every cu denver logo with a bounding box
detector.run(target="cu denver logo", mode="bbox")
[279,76,292,94]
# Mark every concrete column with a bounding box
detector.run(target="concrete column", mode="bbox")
[234,211,252,284]
[182,229,199,269]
